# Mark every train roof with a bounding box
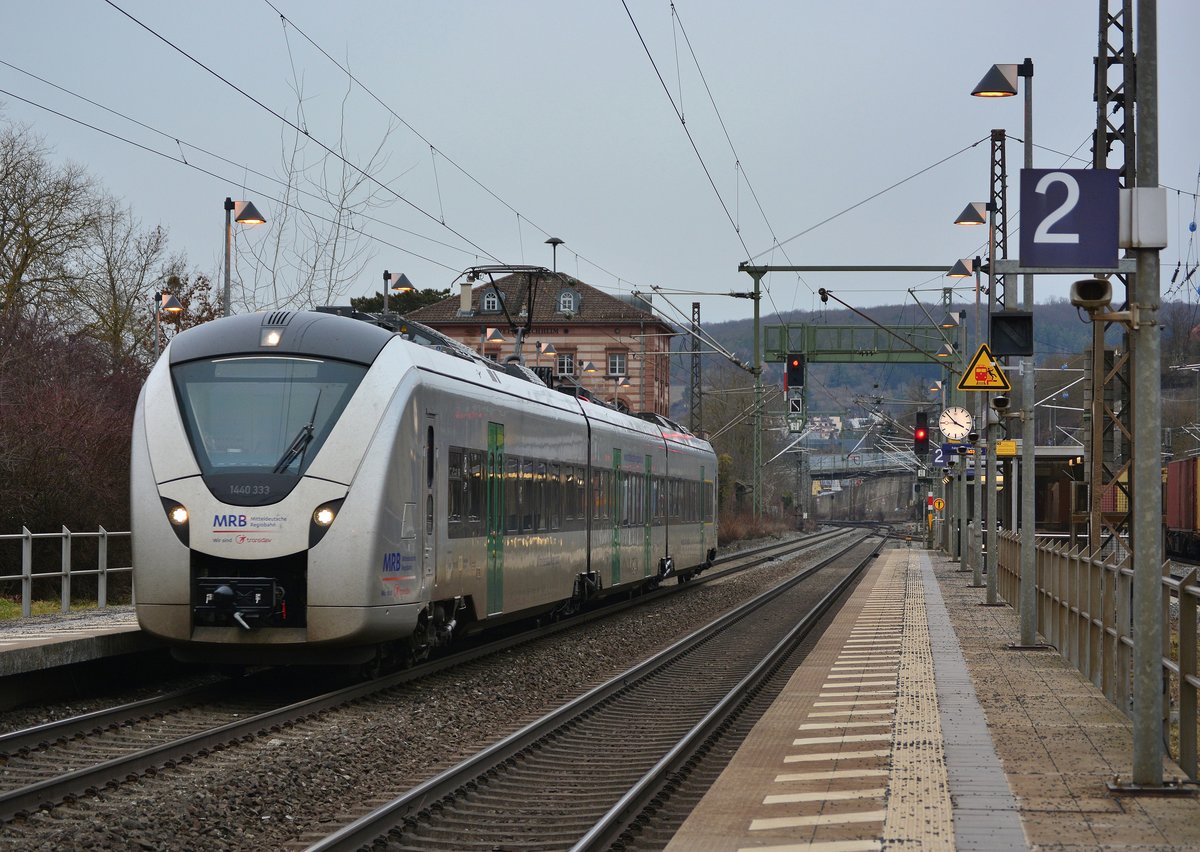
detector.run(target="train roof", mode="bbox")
[165,308,707,447]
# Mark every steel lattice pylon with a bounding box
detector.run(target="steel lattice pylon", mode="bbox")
[1083,0,1135,556]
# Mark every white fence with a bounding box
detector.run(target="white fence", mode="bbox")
[0,527,132,618]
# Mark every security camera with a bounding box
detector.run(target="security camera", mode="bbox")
[991,394,1010,411]
[1070,277,1112,310]
[967,430,979,444]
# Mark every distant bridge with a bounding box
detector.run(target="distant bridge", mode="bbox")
[807,451,918,477]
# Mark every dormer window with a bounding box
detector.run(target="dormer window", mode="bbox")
[482,291,500,312]
[558,290,578,314]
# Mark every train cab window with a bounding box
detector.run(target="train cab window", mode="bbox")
[172,356,366,477]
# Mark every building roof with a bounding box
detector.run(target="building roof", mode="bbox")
[406,272,671,329]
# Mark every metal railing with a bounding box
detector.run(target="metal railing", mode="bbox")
[997,531,1198,780]
[0,527,133,618]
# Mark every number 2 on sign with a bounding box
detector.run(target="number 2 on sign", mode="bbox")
[1033,171,1081,245]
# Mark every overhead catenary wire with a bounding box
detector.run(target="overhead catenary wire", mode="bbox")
[102,0,504,266]
[0,85,462,274]
[258,0,673,305]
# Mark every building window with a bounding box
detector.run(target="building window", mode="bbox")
[607,351,627,377]
[482,291,500,312]
[556,352,575,376]
[558,290,577,313]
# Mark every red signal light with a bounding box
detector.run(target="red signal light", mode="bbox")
[914,412,930,456]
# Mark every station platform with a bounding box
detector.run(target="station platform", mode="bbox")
[667,547,1200,851]
[0,605,159,680]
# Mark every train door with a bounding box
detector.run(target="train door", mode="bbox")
[611,448,622,587]
[486,422,504,615]
[423,418,437,595]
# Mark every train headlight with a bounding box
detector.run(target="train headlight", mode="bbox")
[160,498,190,546]
[309,499,344,547]
[313,506,336,527]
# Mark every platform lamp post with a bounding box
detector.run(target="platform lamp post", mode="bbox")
[972,58,1038,644]
[223,197,266,318]
[948,256,986,589]
[535,341,556,372]
[480,326,505,357]
[545,237,564,273]
[382,270,414,314]
[152,291,184,361]
[954,202,1003,605]
[610,375,629,404]
[937,313,969,567]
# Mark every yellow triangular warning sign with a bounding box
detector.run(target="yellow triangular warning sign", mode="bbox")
[957,343,1012,391]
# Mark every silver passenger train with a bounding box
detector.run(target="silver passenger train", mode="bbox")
[132,309,718,665]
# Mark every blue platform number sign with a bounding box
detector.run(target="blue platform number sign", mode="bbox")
[1020,168,1119,268]
[932,445,946,468]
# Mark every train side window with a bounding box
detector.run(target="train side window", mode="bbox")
[505,456,520,533]
[467,450,484,524]
[550,464,561,530]
[521,459,535,532]
[576,467,586,523]
[448,448,464,526]
[534,461,548,531]
[703,480,714,522]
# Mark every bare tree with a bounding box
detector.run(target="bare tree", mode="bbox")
[235,77,395,312]
[68,195,172,370]
[0,120,97,322]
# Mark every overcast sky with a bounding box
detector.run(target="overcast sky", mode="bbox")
[2,1,1197,329]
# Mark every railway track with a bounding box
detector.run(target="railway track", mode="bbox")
[0,528,860,825]
[302,533,883,851]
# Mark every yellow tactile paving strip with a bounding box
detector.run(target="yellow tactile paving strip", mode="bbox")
[667,549,934,851]
[880,552,954,848]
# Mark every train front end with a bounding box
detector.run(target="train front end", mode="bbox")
[133,310,417,665]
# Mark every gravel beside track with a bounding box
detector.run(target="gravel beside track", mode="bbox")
[0,536,859,850]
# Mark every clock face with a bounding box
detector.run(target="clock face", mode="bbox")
[938,406,974,441]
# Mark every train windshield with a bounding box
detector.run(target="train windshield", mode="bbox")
[172,356,367,476]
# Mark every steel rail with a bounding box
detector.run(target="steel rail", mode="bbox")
[304,531,879,851]
[0,530,851,822]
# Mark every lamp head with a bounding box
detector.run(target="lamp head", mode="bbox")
[991,394,1010,411]
[233,200,266,225]
[954,202,988,226]
[972,64,1019,97]
[159,293,184,314]
[946,258,974,279]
